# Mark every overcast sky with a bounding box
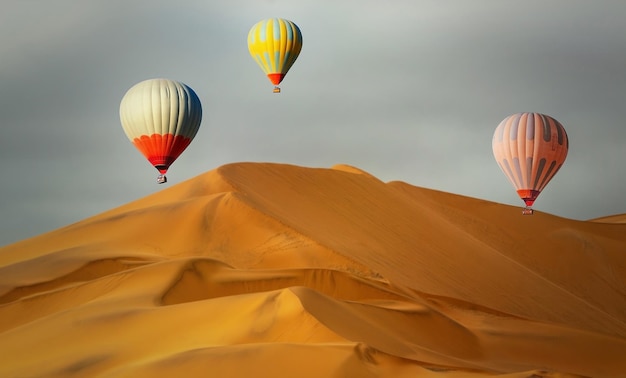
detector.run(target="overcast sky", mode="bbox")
[1,1,625,246]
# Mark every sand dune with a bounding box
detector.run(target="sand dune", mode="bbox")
[1,162,625,377]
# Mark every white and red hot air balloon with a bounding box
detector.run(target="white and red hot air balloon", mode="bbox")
[119,79,202,184]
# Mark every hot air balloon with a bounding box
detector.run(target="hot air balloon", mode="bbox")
[119,78,202,184]
[247,18,303,93]
[492,112,569,215]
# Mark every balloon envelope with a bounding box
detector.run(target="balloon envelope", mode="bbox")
[492,112,569,208]
[247,18,302,88]
[119,79,202,179]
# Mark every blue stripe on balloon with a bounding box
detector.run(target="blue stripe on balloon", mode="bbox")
[509,113,522,140]
[556,122,566,145]
[540,114,551,142]
[263,52,271,68]
[526,113,535,140]
[259,20,268,42]
[534,158,546,189]
[273,19,281,40]
[538,160,557,190]
[512,157,523,188]
[510,117,519,140]
[526,157,533,187]
[274,51,280,70]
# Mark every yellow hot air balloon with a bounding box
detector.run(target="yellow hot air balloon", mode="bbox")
[247,18,303,93]
[492,113,569,214]
[119,78,202,184]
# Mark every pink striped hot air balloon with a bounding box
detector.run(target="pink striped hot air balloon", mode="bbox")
[492,112,569,215]
[119,79,202,184]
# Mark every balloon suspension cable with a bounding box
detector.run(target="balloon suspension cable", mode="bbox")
[157,174,167,184]
[522,207,534,215]
[273,86,281,93]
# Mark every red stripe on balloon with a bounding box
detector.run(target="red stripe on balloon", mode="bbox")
[516,189,541,207]
[267,73,285,85]
[132,134,192,173]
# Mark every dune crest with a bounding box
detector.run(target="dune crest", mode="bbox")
[331,163,379,178]
[589,213,626,223]
[1,162,625,377]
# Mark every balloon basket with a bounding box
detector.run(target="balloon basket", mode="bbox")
[157,175,167,184]
[273,86,281,93]
[522,207,534,215]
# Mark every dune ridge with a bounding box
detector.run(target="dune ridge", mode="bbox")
[0,162,625,377]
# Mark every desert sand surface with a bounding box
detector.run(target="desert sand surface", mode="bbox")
[1,162,625,378]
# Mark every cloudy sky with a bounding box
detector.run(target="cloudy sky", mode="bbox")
[1,0,625,246]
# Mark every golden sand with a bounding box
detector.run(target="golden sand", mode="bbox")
[1,163,624,377]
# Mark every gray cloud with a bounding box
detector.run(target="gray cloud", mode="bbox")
[2,0,626,245]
